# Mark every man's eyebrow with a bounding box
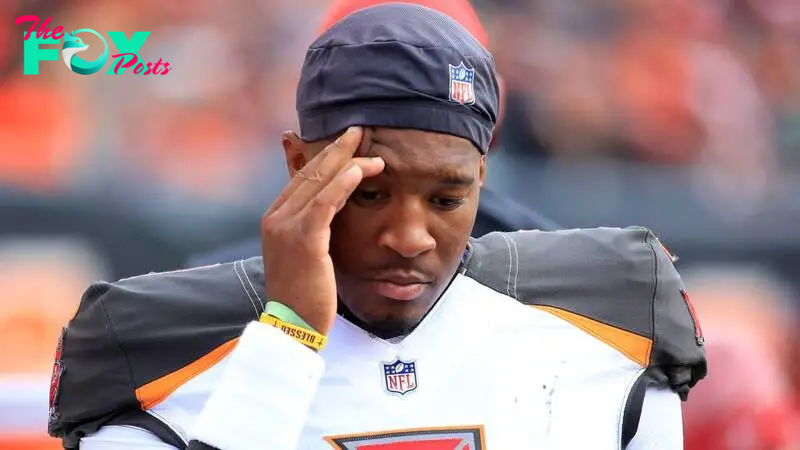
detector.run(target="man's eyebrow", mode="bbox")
[381,164,474,186]
[438,172,475,186]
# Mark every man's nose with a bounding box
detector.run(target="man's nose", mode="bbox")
[378,202,436,258]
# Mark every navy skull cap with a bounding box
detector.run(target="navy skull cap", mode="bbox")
[296,2,500,153]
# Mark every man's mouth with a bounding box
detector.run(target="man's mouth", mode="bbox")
[366,272,433,301]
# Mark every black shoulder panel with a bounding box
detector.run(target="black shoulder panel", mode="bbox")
[49,258,265,447]
[464,227,707,399]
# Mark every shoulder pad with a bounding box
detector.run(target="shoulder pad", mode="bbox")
[49,258,265,447]
[464,227,707,400]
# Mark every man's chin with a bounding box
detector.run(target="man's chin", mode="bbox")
[340,288,441,338]
[360,315,421,339]
[346,301,428,338]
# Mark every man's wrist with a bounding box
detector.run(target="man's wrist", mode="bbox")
[260,301,328,351]
[264,301,320,333]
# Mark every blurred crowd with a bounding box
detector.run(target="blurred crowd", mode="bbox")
[482,0,800,220]
[1,0,799,448]
[1,0,799,202]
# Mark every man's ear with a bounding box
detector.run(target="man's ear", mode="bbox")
[281,131,309,177]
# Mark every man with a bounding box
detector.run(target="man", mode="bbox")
[187,0,559,269]
[49,4,706,449]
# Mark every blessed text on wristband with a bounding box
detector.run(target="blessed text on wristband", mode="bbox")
[259,313,328,351]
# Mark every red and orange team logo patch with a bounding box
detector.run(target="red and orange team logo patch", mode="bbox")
[326,426,486,449]
[47,327,66,431]
[680,289,704,345]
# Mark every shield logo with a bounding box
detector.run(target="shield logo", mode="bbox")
[383,359,417,395]
[449,62,476,105]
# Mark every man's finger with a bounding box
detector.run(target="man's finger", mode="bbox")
[275,155,379,221]
[267,126,363,216]
[287,127,365,210]
[300,156,385,232]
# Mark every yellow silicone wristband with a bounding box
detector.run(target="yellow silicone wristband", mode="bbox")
[264,301,319,333]
[260,313,328,351]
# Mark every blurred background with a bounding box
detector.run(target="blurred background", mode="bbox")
[1,0,799,448]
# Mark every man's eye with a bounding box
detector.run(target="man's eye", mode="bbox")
[351,190,388,205]
[432,197,464,210]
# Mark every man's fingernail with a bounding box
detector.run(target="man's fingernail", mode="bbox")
[346,165,362,177]
[335,127,358,144]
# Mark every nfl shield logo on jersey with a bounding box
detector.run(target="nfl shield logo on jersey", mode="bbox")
[383,359,417,395]
[449,62,476,105]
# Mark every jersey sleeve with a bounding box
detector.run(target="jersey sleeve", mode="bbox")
[188,322,325,450]
[49,259,269,448]
[48,281,140,449]
[645,229,707,400]
[464,226,707,400]
[79,322,325,450]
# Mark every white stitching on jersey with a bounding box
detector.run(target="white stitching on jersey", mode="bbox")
[234,260,260,318]
[508,235,520,299]
[146,409,189,445]
[237,259,263,314]
[240,259,265,310]
[117,264,220,282]
[499,233,513,296]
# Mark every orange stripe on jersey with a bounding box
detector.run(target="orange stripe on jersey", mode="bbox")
[532,305,652,367]
[135,337,239,410]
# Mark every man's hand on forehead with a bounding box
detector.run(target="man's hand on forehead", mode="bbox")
[308,127,375,158]
[354,126,378,159]
[261,126,385,335]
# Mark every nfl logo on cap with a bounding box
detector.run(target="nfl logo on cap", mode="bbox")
[449,62,476,105]
[383,359,417,395]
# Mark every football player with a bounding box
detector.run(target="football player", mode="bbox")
[49,3,706,449]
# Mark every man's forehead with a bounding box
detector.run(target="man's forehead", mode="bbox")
[361,128,480,180]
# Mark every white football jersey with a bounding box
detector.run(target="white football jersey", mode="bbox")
[49,228,706,449]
